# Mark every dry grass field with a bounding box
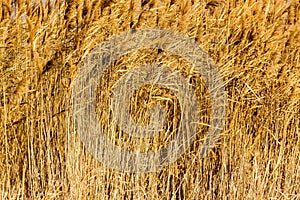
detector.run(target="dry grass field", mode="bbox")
[1,0,300,199]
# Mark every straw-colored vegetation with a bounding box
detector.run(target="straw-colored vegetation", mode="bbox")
[1,0,299,199]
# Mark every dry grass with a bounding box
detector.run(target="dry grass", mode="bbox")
[0,0,300,199]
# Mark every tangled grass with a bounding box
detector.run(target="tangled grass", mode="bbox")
[0,0,299,199]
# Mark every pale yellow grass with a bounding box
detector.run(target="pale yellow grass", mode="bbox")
[0,0,299,199]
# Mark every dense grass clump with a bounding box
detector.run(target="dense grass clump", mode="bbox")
[0,0,299,199]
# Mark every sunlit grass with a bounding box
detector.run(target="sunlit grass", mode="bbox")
[0,0,299,199]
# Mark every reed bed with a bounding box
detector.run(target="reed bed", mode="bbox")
[0,0,299,199]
